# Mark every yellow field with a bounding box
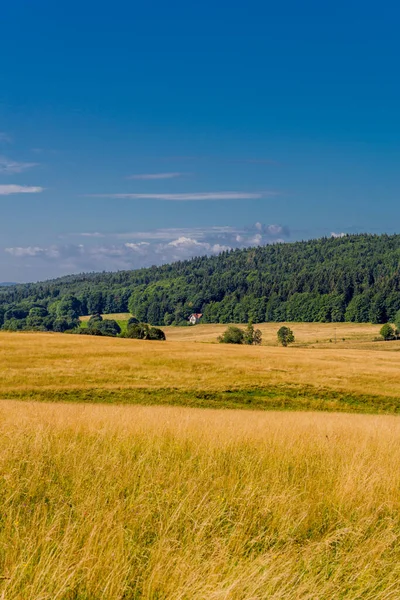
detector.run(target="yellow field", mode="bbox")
[162,321,384,347]
[1,325,400,411]
[80,315,384,346]
[1,400,400,598]
[2,325,400,597]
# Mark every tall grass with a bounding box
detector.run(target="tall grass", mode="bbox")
[1,401,400,598]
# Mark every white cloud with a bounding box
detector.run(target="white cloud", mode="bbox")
[331,232,346,238]
[6,246,45,257]
[85,191,274,201]
[0,156,39,174]
[117,226,237,240]
[127,172,186,180]
[79,232,104,238]
[0,185,44,195]
[168,236,207,248]
[248,234,263,245]
[4,223,290,276]
[71,224,288,245]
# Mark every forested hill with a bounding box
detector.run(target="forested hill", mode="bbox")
[1,234,400,330]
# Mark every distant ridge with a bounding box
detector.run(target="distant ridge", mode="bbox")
[1,234,400,327]
[0,282,17,287]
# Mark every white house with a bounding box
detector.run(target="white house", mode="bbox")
[189,313,203,325]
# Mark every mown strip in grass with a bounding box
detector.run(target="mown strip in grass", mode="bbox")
[3,385,400,414]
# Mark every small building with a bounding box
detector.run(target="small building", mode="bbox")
[189,313,203,325]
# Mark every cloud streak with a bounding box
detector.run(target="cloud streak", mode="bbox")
[0,185,44,195]
[85,191,275,201]
[0,156,39,174]
[73,224,289,242]
[127,172,186,180]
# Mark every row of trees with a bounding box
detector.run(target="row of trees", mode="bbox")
[219,324,295,346]
[218,322,262,345]
[2,234,400,330]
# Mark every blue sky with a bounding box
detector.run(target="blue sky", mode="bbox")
[1,0,400,281]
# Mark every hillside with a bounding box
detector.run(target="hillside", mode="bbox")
[1,233,400,330]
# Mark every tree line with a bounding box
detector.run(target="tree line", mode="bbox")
[1,234,400,331]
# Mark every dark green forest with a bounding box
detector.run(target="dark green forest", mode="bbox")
[1,234,400,331]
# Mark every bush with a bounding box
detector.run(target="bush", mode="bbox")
[127,316,139,326]
[218,326,245,344]
[380,323,395,341]
[277,326,295,347]
[78,319,121,337]
[125,322,166,341]
[88,314,103,327]
[53,317,78,333]
[76,327,103,336]
[148,327,166,341]
[243,321,262,345]
[95,320,121,337]
[125,323,150,339]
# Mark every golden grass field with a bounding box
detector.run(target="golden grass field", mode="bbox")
[2,323,400,598]
[1,322,400,411]
[1,400,400,599]
[80,314,385,347]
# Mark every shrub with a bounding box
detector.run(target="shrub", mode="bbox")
[125,322,166,341]
[218,326,245,344]
[88,314,103,327]
[125,323,150,339]
[95,320,121,337]
[243,321,262,345]
[380,323,395,341]
[277,326,295,347]
[53,317,78,333]
[148,327,166,341]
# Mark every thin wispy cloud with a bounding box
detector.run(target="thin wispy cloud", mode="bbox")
[85,191,275,201]
[0,185,44,195]
[0,156,39,174]
[157,155,280,166]
[5,246,49,257]
[72,226,242,241]
[79,232,104,238]
[232,158,280,166]
[72,224,289,242]
[127,172,186,180]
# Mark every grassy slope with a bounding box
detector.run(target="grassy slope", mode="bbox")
[2,324,400,413]
[1,401,400,598]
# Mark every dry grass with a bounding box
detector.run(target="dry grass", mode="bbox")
[80,316,384,347]
[1,330,400,404]
[162,321,384,347]
[80,313,131,323]
[1,401,400,599]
